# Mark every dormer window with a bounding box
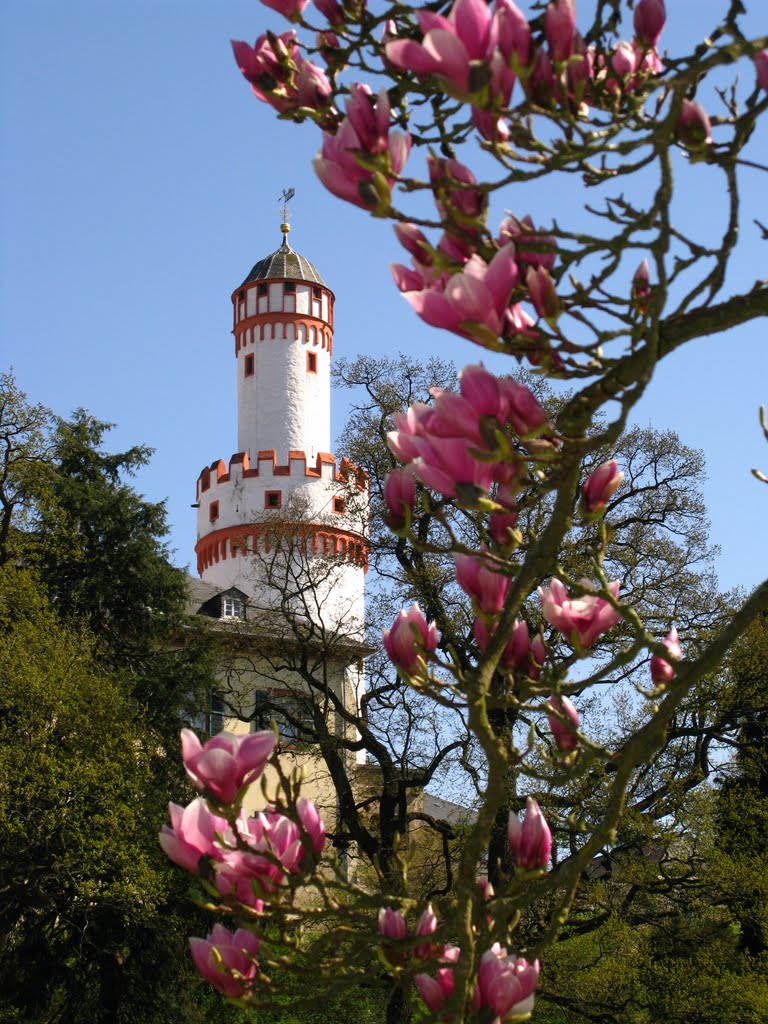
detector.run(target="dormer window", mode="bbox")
[222,596,245,619]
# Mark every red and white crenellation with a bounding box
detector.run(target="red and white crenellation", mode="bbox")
[194,228,369,638]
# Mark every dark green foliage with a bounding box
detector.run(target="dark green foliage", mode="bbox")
[0,375,226,1022]
[26,410,187,643]
[0,567,202,1023]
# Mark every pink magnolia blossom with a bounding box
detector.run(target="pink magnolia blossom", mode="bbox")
[508,797,552,870]
[488,503,518,546]
[455,551,510,616]
[529,47,556,105]
[383,468,417,530]
[428,156,486,231]
[159,799,227,874]
[412,435,498,497]
[498,216,557,270]
[547,694,580,752]
[499,377,550,437]
[495,0,532,69]
[387,406,498,498]
[472,106,511,143]
[526,265,558,320]
[414,968,456,1013]
[180,728,276,805]
[566,32,594,99]
[633,0,666,48]
[539,578,622,649]
[394,223,434,267]
[217,810,304,894]
[297,797,326,854]
[632,40,663,79]
[232,35,332,115]
[213,865,266,909]
[314,85,411,210]
[650,627,682,688]
[383,603,439,677]
[378,906,407,940]
[414,904,439,960]
[259,0,309,19]
[545,0,576,63]
[189,924,260,998]
[755,51,768,92]
[580,459,623,516]
[605,40,639,91]
[315,0,343,27]
[676,99,712,150]
[385,0,496,98]
[315,31,342,66]
[476,945,540,1020]
[386,366,550,501]
[398,245,519,343]
[475,617,545,678]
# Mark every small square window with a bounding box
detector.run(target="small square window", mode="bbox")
[312,286,321,299]
[209,500,220,522]
[333,497,345,514]
[244,354,254,377]
[265,490,282,509]
[222,596,245,620]
[307,352,317,373]
[258,283,268,296]
[284,281,296,293]
[238,288,245,301]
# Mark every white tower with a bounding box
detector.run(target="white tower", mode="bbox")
[193,221,369,640]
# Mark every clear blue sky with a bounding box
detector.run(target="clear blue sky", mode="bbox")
[2,0,766,593]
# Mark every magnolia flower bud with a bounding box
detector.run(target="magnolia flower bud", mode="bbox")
[547,694,580,752]
[545,0,576,63]
[383,468,416,531]
[580,459,624,516]
[414,904,439,960]
[455,552,510,616]
[315,0,344,26]
[755,50,768,92]
[382,604,438,678]
[526,265,559,321]
[632,258,651,311]
[508,796,552,870]
[650,627,682,688]
[378,906,407,940]
[676,99,712,150]
[633,0,666,48]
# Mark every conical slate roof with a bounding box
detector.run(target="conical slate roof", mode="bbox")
[241,235,325,286]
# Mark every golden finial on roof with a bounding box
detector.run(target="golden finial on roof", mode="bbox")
[279,187,295,245]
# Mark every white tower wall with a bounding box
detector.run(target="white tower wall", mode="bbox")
[194,232,368,645]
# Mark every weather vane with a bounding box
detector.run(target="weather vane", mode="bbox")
[279,187,295,241]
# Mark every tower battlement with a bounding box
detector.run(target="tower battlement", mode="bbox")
[196,449,368,498]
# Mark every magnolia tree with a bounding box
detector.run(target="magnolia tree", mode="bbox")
[161,2,768,1021]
